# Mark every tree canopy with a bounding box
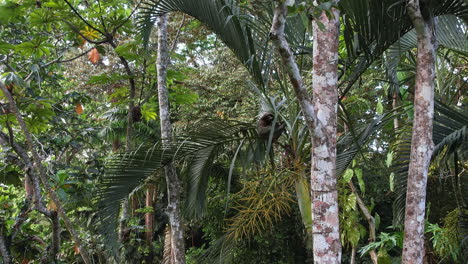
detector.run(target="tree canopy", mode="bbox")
[0,0,466,263]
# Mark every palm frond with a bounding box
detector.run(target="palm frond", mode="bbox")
[138,0,270,85]
[339,0,467,97]
[95,119,257,249]
[337,113,394,176]
[393,101,468,225]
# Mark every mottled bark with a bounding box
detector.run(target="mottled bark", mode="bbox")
[118,199,129,243]
[0,82,92,264]
[157,14,186,264]
[311,2,342,263]
[270,1,341,263]
[402,1,436,263]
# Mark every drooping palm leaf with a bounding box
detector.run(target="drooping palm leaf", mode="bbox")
[385,15,468,90]
[337,113,395,176]
[96,119,258,251]
[138,0,270,85]
[339,0,467,97]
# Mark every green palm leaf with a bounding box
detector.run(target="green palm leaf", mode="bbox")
[393,101,467,225]
[138,0,269,85]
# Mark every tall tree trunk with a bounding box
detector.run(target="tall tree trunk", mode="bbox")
[157,14,186,264]
[270,1,341,262]
[311,2,342,263]
[402,1,436,263]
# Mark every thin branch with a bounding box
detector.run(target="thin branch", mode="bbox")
[59,47,95,63]
[63,20,109,45]
[96,0,108,33]
[111,0,143,35]
[170,14,186,53]
[0,81,92,264]
[348,181,378,264]
[62,0,106,36]
[24,56,63,82]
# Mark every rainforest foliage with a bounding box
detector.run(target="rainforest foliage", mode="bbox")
[0,0,466,263]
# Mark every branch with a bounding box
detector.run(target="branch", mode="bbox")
[111,0,143,36]
[59,47,95,63]
[63,20,109,45]
[62,0,106,36]
[348,181,378,264]
[269,1,318,135]
[0,81,92,264]
[24,56,63,82]
[170,14,186,53]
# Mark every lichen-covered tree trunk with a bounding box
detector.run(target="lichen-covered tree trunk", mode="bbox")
[311,2,342,262]
[157,14,186,264]
[270,1,341,262]
[402,1,436,263]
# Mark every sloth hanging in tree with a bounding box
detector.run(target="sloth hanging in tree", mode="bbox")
[256,112,286,142]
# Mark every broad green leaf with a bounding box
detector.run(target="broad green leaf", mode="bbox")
[355,168,365,194]
[386,151,393,167]
[295,175,312,233]
[343,168,354,183]
[376,99,383,114]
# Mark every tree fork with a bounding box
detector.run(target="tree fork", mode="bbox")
[270,1,342,262]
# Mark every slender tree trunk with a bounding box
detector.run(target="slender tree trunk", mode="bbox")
[118,199,129,242]
[0,82,92,264]
[310,2,342,263]
[0,234,11,264]
[402,1,436,263]
[350,246,356,264]
[157,14,186,264]
[270,1,341,262]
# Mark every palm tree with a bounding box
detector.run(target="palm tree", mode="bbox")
[95,0,467,261]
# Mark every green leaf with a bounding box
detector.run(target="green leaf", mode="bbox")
[355,168,365,194]
[167,69,188,82]
[114,42,139,61]
[386,151,393,167]
[295,175,312,233]
[376,98,383,114]
[57,170,69,183]
[374,213,380,230]
[343,168,354,183]
[346,193,357,211]
[389,172,395,192]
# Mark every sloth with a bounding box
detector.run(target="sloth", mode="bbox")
[256,112,286,142]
